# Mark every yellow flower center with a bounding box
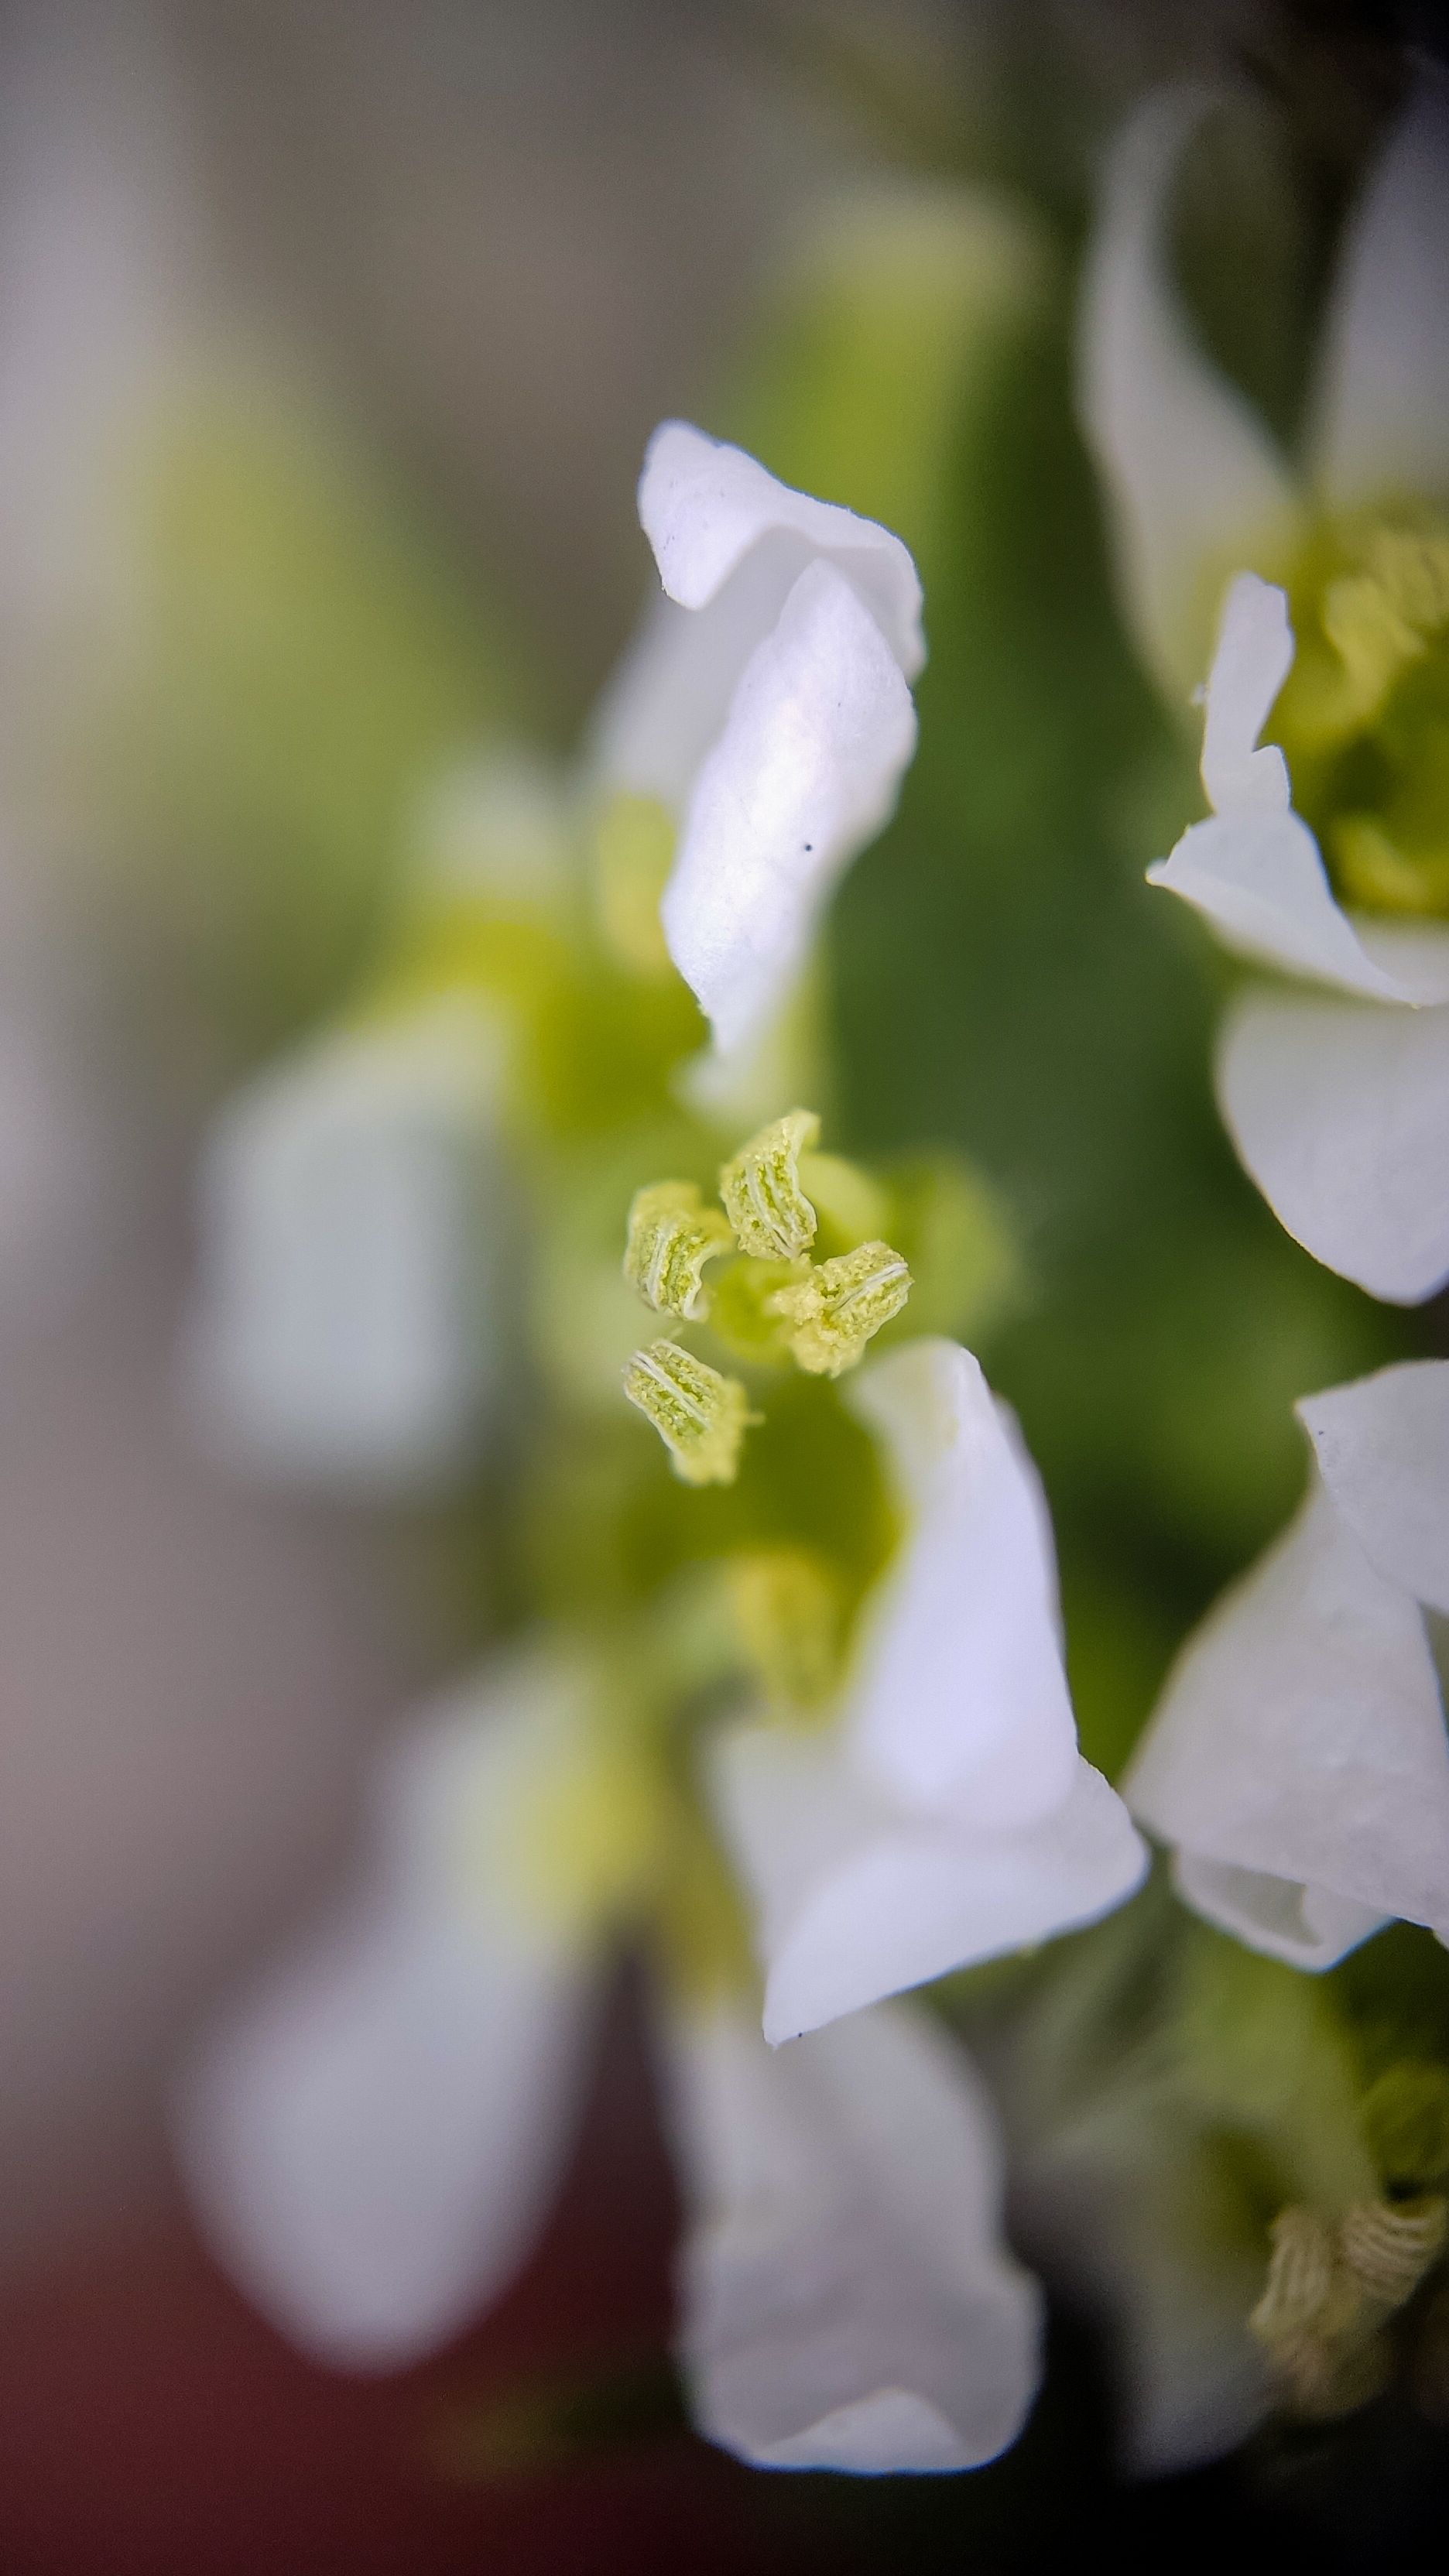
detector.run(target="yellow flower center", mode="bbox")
[1273,504,1449,917]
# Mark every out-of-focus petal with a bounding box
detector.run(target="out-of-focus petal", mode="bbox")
[639,420,925,680]
[1148,813,1406,995]
[1310,76,1449,512]
[1299,1362,1449,1619]
[660,1993,1040,2472]
[711,1725,1144,2045]
[589,545,817,813]
[840,1340,1077,1831]
[1197,573,1293,817]
[175,1653,605,2367]
[180,995,510,1493]
[1077,86,1303,704]
[1215,985,1449,1302]
[1125,1482,1449,1966]
[659,560,916,1061]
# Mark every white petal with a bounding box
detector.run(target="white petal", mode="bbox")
[588,546,820,813]
[1198,573,1293,817]
[841,1341,1078,1830]
[1148,812,1407,995]
[1216,986,1449,1302]
[1125,1479,1449,1963]
[1171,1852,1387,1971]
[1077,87,1303,704]
[639,420,925,680]
[1354,917,1449,1005]
[1298,1362,1449,1618]
[1310,77,1449,512]
[177,1893,598,2369]
[659,1995,1040,2472]
[180,997,509,1494]
[174,1649,605,2366]
[711,1725,1145,2043]
[659,560,916,1060]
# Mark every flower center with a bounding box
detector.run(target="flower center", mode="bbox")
[1273,505,1449,917]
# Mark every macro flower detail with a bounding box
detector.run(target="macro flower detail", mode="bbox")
[622,1105,913,1480]
[1082,80,1449,1303]
[176,1644,1043,2475]
[593,422,923,1091]
[623,1180,735,1321]
[710,1338,1147,2043]
[1125,1359,1449,1968]
[622,1340,755,1488]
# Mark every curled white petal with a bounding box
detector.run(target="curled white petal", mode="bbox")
[660,559,916,1060]
[841,1340,1078,1830]
[1216,986,1449,1302]
[1125,1480,1449,1965]
[180,996,509,1494]
[660,1994,1041,2472]
[1298,1362,1449,1619]
[1310,75,1449,512]
[1077,86,1302,702]
[714,1725,1145,2044]
[1149,813,1407,996]
[174,1653,603,2366]
[639,420,924,680]
[1198,573,1293,817]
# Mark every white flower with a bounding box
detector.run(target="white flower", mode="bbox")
[1124,1359,1449,1968]
[591,420,923,1089]
[175,1642,1042,2475]
[180,992,511,1495]
[663,1989,1040,2472]
[1081,81,1449,1303]
[710,1339,1147,2043]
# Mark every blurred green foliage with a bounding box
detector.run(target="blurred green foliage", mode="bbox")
[83,390,537,1082]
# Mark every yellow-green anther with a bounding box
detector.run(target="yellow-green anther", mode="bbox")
[622,1339,753,1485]
[624,1180,734,1320]
[1249,2209,1337,2346]
[1339,2197,1447,2309]
[719,1108,820,1260]
[770,1240,913,1377]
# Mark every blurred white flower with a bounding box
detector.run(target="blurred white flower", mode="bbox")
[592,420,923,1098]
[181,991,512,1495]
[1148,570,1449,1303]
[1125,1359,1449,1968]
[1081,81,1449,1303]
[711,1339,1147,2043]
[176,1642,1042,2475]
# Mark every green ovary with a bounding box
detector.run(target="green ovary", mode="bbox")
[1273,504,1449,918]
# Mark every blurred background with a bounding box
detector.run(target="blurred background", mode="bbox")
[0,3,1444,2567]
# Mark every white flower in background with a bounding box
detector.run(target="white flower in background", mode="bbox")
[179,750,572,1495]
[711,1339,1147,2043]
[1081,80,1449,1303]
[181,992,510,1495]
[592,420,923,1104]
[176,1643,1042,2475]
[1125,1359,1449,1968]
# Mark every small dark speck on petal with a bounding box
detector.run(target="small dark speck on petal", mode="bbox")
[803,842,812,851]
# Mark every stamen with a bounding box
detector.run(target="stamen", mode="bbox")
[769,1240,913,1377]
[1249,2208,1336,2345]
[622,1339,754,1485]
[719,1109,820,1260]
[1340,2197,1448,2309]
[624,1180,734,1321]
